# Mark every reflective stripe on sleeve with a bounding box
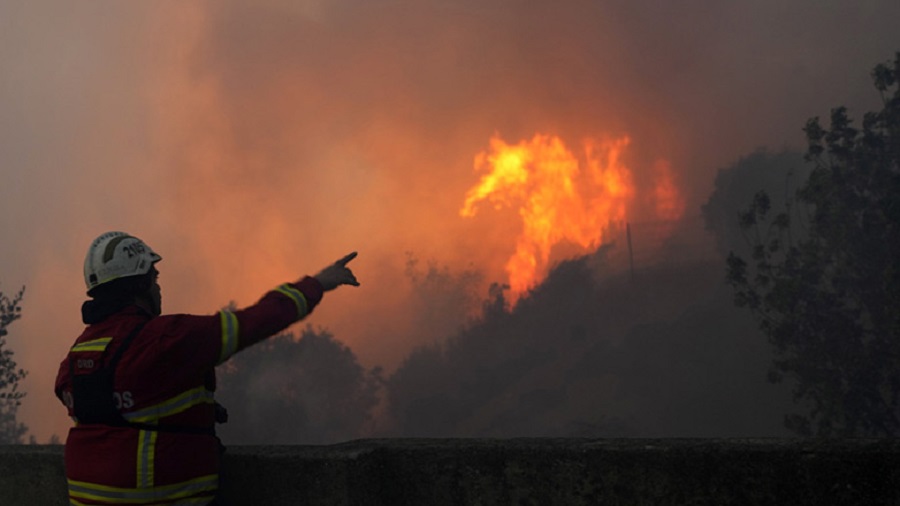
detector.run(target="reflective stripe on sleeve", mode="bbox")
[67,474,218,504]
[274,284,309,318]
[71,337,113,353]
[136,429,158,489]
[218,310,239,364]
[122,386,215,423]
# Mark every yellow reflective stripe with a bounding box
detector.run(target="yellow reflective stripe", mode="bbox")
[136,429,157,488]
[71,337,113,353]
[218,310,239,364]
[122,386,215,423]
[169,498,217,506]
[67,474,217,504]
[71,496,214,506]
[275,284,308,318]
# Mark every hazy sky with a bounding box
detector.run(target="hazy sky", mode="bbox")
[2,0,898,440]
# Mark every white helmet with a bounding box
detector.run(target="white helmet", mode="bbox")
[84,231,162,293]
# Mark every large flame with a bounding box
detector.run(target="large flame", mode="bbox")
[461,134,639,299]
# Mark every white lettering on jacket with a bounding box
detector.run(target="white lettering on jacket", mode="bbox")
[113,391,135,409]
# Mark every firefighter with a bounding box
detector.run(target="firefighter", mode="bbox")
[55,231,359,505]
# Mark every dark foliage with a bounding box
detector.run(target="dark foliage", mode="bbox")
[216,325,381,444]
[702,149,810,259]
[727,53,900,436]
[0,285,28,444]
[387,249,791,438]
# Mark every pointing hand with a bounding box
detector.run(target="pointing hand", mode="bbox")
[314,252,360,291]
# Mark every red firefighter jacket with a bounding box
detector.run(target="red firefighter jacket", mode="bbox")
[55,277,324,506]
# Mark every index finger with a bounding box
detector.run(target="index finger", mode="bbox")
[336,251,358,266]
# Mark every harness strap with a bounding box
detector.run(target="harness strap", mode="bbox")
[70,320,216,436]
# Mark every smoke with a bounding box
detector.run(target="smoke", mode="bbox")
[1,0,898,440]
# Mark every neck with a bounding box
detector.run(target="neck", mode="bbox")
[133,294,160,317]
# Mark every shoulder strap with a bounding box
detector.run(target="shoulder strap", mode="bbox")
[71,319,216,436]
[107,320,148,372]
[68,320,147,380]
[68,320,147,425]
[110,320,216,436]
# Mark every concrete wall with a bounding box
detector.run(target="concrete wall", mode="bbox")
[3,439,900,505]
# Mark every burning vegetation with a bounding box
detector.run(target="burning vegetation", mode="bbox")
[461,133,684,300]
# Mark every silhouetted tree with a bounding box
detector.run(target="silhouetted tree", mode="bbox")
[404,254,482,341]
[727,53,900,436]
[387,251,792,438]
[702,149,810,259]
[216,325,381,444]
[0,285,27,444]
[386,278,554,437]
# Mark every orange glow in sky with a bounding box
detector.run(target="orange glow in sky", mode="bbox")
[652,159,686,221]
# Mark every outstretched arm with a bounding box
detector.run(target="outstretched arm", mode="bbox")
[225,251,359,362]
[159,252,361,370]
[225,251,361,358]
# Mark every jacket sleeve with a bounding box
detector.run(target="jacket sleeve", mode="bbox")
[158,276,325,371]
[224,276,325,359]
